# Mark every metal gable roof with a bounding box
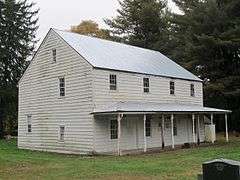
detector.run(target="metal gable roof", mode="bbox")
[53,29,202,82]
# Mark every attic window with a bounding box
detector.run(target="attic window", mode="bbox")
[52,49,56,62]
[109,74,117,90]
[170,81,175,95]
[143,78,150,93]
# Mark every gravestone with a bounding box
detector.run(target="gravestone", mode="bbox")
[202,159,240,180]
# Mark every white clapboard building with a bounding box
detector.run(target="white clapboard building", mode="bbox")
[18,29,231,155]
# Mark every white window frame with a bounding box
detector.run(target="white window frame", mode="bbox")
[164,116,171,129]
[143,77,150,93]
[170,81,175,95]
[110,119,118,139]
[52,49,57,63]
[190,83,195,97]
[27,115,32,133]
[59,77,65,97]
[59,125,65,141]
[109,74,117,91]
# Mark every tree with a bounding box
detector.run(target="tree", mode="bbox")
[105,0,170,53]
[0,0,38,138]
[71,20,111,40]
[170,0,240,131]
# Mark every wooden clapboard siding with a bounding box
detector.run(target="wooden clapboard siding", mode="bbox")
[92,69,204,153]
[18,29,94,154]
[92,68,203,108]
[18,29,206,155]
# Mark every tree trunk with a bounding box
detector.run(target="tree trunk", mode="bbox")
[0,111,4,139]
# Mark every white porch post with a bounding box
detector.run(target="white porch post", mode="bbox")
[161,114,165,149]
[210,113,215,144]
[210,113,214,124]
[225,113,229,142]
[117,113,122,156]
[143,114,147,152]
[192,114,196,143]
[197,115,200,145]
[171,114,175,149]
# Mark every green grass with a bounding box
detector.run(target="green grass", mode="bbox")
[1,136,240,180]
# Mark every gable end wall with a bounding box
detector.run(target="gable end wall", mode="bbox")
[18,30,94,154]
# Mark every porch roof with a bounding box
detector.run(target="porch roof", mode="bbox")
[92,101,231,115]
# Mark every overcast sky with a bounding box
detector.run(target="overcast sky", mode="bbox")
[35,0,179,41]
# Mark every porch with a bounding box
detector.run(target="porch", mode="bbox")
[92,102,231,155]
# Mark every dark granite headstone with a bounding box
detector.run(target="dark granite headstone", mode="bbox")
[202,159,240,180]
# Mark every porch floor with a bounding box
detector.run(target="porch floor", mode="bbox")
[102,142,215,156]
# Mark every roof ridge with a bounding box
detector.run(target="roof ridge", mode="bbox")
[52,28,162,54]
[52,28,202,82]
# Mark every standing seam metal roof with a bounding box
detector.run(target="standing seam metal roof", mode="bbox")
[53,29,202,82]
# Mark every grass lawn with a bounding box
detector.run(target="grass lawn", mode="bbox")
[0,135,240,180]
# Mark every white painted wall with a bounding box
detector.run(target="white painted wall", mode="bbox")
[92,68,203,108]
[92,68,204,153]
[18,29,94,154]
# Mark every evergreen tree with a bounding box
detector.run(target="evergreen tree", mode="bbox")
[170,0,240,131]
[0,0,38,138]
[105,0,170,53]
